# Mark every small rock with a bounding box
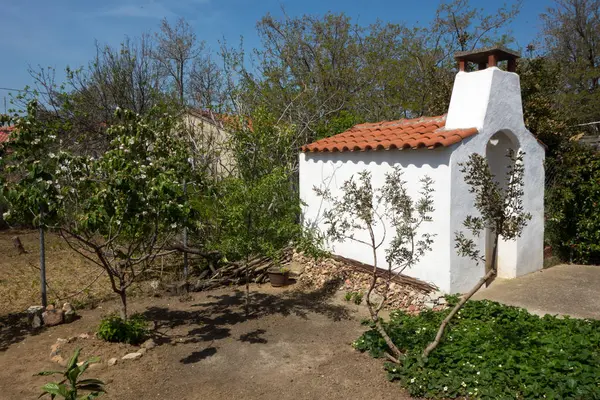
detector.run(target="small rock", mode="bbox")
[108,357,118,366]
[27,305,44,329]
[424,301,435,309]
[437,297,447,305]
[42,309,64,327]
[51,355,66,366]
[56,338,68,345]
[50,343,61,357]
[141,339,156,350]
[46,304,55,311]
[77,361,84,367]
[138,347,147,355]
[122,352,143,360]
[62,302,76,323]
[78,333,91,340]
[89,362,105,371]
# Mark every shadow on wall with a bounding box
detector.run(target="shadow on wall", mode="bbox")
[303,147,451,169]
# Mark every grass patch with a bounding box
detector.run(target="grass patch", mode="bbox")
[354,299,600,399]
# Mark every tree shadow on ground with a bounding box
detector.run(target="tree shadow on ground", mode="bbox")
[0,312,42,352]
[143,278,349,364]
[180,347,217,364]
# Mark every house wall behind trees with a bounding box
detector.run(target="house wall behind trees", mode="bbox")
[299,148,453,292]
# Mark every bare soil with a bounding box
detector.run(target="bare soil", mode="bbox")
[0,229,115,315]
[0,282,410,399]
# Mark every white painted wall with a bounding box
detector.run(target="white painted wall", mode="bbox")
[299,66,545,294]
[299,148,454,293]
[447,67,545,293]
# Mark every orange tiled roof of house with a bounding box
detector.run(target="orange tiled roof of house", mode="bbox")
[0,126,14,144]
[301,115,478,153]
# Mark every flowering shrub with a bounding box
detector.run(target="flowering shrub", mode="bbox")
[2,103,197,319]
[354,299,600,398]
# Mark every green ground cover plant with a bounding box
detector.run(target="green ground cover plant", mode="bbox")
[97,313,148,345]
[354,298,600,399]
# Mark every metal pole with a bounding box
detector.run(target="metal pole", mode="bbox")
[182,179,188,279]
[39,212,47,307]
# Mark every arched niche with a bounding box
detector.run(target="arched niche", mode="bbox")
[485,130,520,279]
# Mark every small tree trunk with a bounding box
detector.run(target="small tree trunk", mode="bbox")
[422,236,499,359]
[245,254,250,317]
[365,228,403,361]
[39,223,47,308]
[12,236,27,254]
[118,290,128,321]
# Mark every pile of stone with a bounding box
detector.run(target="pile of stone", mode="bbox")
[49,334,157,368]
[295,252,448,314]
[27,302,77,329]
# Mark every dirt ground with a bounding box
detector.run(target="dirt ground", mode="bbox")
[0,230,116,315]
[0,283,409,399]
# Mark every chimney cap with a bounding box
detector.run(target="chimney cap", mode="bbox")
[454,46,520,64]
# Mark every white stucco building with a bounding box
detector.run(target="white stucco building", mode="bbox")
[299,47,545,294]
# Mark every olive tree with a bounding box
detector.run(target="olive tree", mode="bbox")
[316,167,435,362]
[422,149,530,358]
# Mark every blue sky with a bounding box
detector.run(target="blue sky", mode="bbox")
[0,0,553,105]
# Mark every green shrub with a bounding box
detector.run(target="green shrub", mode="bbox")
[354,299,600,399]
[96,313,148,345]
[546,142,600,264]
[352,292,363,305]
[37,347,105,399]
[344,292,354,302]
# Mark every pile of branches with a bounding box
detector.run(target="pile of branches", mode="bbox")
[169,244,293,291]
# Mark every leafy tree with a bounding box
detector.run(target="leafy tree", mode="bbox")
[22,36,168,156]
[546,141,600,263]
[316,168,435,362]
[217,109,300,314]
[2,104,196,320]
[541,0,600,127]
[422,150,530,359]
[518,56,571,155]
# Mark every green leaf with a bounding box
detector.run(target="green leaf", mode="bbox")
[36,371,64,376]
[67,348,81,371]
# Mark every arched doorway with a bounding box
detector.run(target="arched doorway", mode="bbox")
[485,130,520,279]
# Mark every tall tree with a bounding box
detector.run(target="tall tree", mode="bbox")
[541,0,600,127]
[154,17,202,106]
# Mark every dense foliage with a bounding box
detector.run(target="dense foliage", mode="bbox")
[355,299,600,399]
[97,313,148,345]
[1,104,197,319]
[546,142,600,263]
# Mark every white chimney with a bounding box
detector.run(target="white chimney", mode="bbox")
[445,47,524,131]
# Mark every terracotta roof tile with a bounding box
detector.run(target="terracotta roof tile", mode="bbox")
[301,115,478,153]
[0,126,14,144]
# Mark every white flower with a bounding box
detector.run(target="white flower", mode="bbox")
[2,211,10,219]
[410,378,415,383]
[443,386,448,392]
[461,381,466,387]
[477,371,480,375]
[49,153,56,158]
